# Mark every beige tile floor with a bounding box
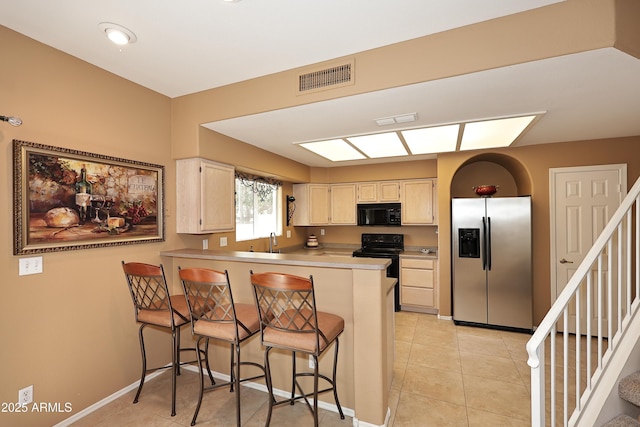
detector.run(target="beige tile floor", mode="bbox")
[70,311,534,426]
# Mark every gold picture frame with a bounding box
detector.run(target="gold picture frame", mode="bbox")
[13,139,165,255]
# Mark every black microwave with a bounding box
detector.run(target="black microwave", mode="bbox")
[357,203,401,226]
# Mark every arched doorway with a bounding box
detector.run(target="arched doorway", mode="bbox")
[451,153,531,198]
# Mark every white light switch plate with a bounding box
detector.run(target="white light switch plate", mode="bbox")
[19,256,43,276]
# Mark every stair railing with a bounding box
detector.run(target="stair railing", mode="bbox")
[527,177,640,427]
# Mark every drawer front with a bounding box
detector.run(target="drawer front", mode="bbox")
[401,268,434,288]
[401,287,434,307]
[401,258,434,269]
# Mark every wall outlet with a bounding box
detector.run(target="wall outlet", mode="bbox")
[202,239,208,250]
[220,237,228,247]
[286,230,291,238]
[320,229,325,236]
[19,385,33,406]
[308,354,315,369]
[19,257,43,276]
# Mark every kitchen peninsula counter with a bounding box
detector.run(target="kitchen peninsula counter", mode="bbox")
[160,248,395,427]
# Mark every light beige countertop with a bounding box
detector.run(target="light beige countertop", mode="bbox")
[283,245,438,260]
[160,248,389,269]
[400,251,438,260]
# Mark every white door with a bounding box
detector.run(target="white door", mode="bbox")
[550,164,626,335]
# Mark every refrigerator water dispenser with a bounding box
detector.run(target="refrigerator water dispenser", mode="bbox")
[458,228,480,258]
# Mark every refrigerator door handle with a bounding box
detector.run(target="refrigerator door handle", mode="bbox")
[487,216,492,270]
[482,217,487,270]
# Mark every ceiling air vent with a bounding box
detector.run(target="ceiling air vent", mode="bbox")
[297,59,354,95]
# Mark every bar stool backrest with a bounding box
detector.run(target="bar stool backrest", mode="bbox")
[251,271,329,353]
[179,267,250,343]
[122,261,180,327]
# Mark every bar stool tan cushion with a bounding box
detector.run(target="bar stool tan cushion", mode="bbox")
[263,309,344,353]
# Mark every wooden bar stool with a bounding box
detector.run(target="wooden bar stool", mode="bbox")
[250,271,345,427]
[121,261,213,417]
[179,267,266,426]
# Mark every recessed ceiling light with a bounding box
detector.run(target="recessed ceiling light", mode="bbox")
[98,22,137,45]
[402,124,459,154]
[347,132,408,158]
[299,139,366,162]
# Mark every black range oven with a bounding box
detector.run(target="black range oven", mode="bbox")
[352,233,404,312]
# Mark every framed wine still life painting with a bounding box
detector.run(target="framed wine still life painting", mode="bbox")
[13,139,165,255]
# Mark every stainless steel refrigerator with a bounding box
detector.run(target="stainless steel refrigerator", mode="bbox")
[451,196,533,332]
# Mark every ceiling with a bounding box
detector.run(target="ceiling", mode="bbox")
[2,0,640,168]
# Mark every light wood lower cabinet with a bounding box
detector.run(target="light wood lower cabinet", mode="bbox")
[400,257,437,313]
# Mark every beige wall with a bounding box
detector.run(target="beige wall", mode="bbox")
[1,1,640,425]
[0,26,179,426]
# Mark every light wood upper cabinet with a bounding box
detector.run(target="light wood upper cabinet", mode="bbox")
[176,158,235,234]
[293,183,356,225]
[330,184,357,224]
[293,184,329,225]
[357,181,400,203]
[294,179,436,226]
[379,181,401,202]
[401,179,436,225]
[356,182,377,203]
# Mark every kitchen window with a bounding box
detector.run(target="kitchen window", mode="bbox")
[235,173,282,242]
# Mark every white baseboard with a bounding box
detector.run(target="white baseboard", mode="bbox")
[53,364,356,426]
[52,370,166,427]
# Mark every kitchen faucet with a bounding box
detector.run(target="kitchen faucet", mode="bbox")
[269,232,278,253]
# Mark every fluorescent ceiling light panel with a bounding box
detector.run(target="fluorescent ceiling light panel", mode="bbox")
[461,115,536,150]
[402,124,459,154]
[347,132,408,158]
[299,139,365,162]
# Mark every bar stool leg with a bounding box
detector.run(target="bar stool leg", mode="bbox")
[264,347,275,427]
[290,351,297,405]
[203,339,215,385]
[133,324,148,404]
[234,343,241,427]
[228,344,235,391]
[176,327,182,376]
[313,355,319,427]
[171,328,178,416]
[190,336,206,426]
[332,338,345,419]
